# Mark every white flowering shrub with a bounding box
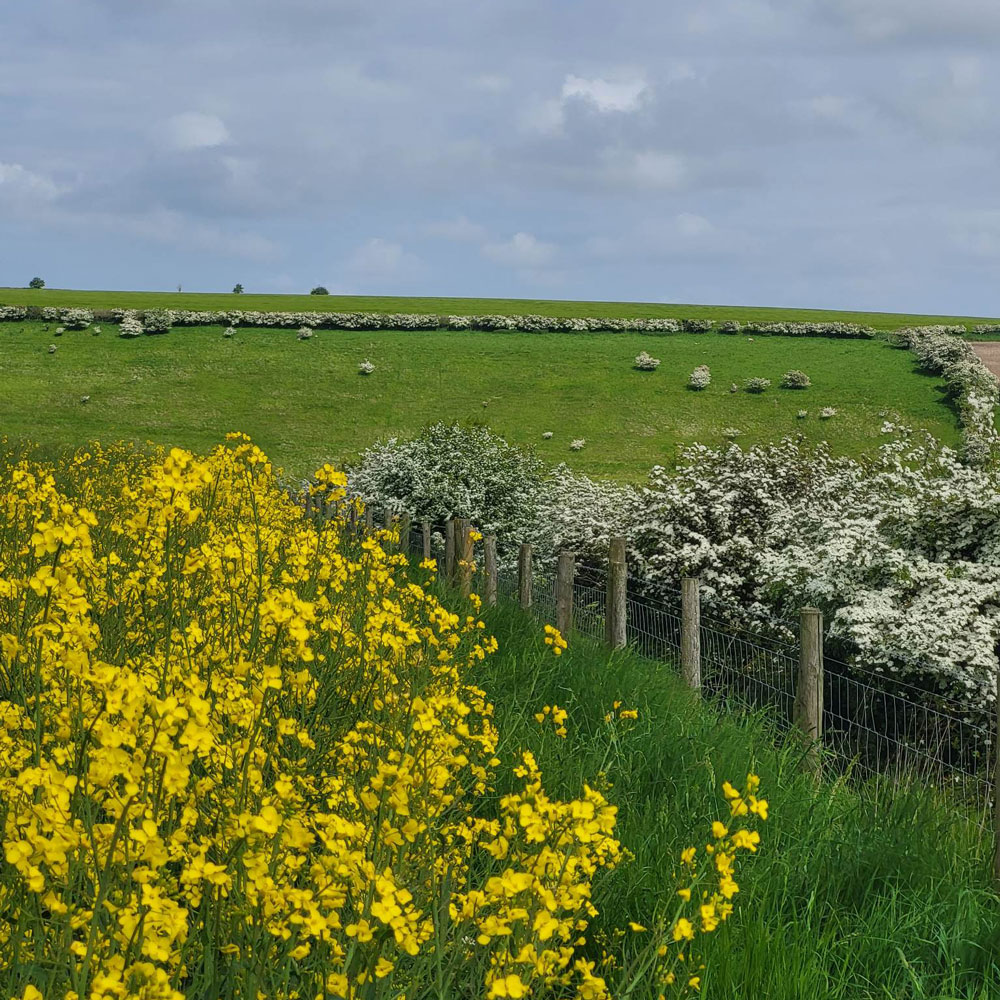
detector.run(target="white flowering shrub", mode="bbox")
[688,365,711,390]
[680,318,713,333]
[347,422,549,549]
[819,407,837,419]
[634,351,660,371]
[60,308,93,330]
[972,324,1000,335]
[721,427,742,439]
[296,327,314,341]
[797,410,808,419]
[358,359,376,375]
[781,370,811,389]
[223,327,235,338]
[47,344,57,354]
[0,306,28,321]
[348,423,1000,708]
[741,321,877,338]
[743,377,771,393]
[896,326,1000,467]
[142,309,173,335]
[542,431,554,439]
[118,312,143,338]
[718,320,742,334]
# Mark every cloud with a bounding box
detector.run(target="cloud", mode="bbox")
[675,212,714,237]
[821,0,1000,41]
[481,232,556,269]
[0,162,61,204]
[524,73,649,135]
[424,216,488,242]
[561,75,648,113]
[597,149,687,191]
[346,238,421,282]
[162,112,230,151]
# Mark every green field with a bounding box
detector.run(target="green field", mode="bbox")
[2,287,998,331]
[0,321,960,479]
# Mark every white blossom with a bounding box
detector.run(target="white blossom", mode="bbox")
[688,365,711,390]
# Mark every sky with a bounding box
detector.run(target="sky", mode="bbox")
[2,0,1000,314]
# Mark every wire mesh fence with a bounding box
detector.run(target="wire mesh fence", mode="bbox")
[320,505,997,824]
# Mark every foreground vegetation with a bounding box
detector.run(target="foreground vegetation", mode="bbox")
[0,322,960,479]
[478,605,1000,1000]
[0,437,764,999]
[3,287,999,331]
[1,435,995,999]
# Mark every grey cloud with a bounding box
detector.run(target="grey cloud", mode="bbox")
[2,0,999,314]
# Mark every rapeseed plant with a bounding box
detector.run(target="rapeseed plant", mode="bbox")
[0,436,763,999]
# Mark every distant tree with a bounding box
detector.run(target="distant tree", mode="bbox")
[28,277,45,289]
[310,286,329,295]
[233,283,244,294]
[177,284,182,293]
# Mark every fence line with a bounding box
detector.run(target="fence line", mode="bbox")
[304,499,999,874]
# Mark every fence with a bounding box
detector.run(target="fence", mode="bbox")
[303,497,1000,880]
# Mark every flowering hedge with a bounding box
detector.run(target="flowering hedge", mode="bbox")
[895,326,1000,466]
[0,304,889,338]
[349,423,1000,710]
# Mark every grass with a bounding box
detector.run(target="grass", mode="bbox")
[2,287,999,331]
[475,600,1000,999]
[0,322,961,480]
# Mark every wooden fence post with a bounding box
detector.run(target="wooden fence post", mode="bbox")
[457,520,474,598]
[555,550,575,637]
[384,508,394,531]
[399,513,411,554]
[681,578,702,695]
[605,537,627,650]
[794,607,824,777]
[518,543,532,610]
[422,520,432,561]
[445,520,456,580]
[364,506,373,533]
[484,535,498,606]
[304,494,314,519]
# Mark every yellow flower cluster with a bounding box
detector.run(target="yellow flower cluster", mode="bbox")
[0,436,622,1000]
[533,705,568,738]
[631,775,767,995]
[603,702,638,724]
[542,625,567,657]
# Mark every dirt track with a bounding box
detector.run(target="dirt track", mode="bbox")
[972,342,1000,379]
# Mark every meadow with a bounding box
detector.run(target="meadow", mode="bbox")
[0,321,961,480]
[3,286,1000,331]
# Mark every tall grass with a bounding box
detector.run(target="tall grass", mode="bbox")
[476,602,1000,999]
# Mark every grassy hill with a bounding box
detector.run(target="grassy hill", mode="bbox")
[0,321,959,479]
[2,286,998,331]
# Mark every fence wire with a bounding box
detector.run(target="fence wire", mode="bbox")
[326,507,997,823]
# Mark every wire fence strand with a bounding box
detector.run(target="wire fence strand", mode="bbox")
[338,507,997,825]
